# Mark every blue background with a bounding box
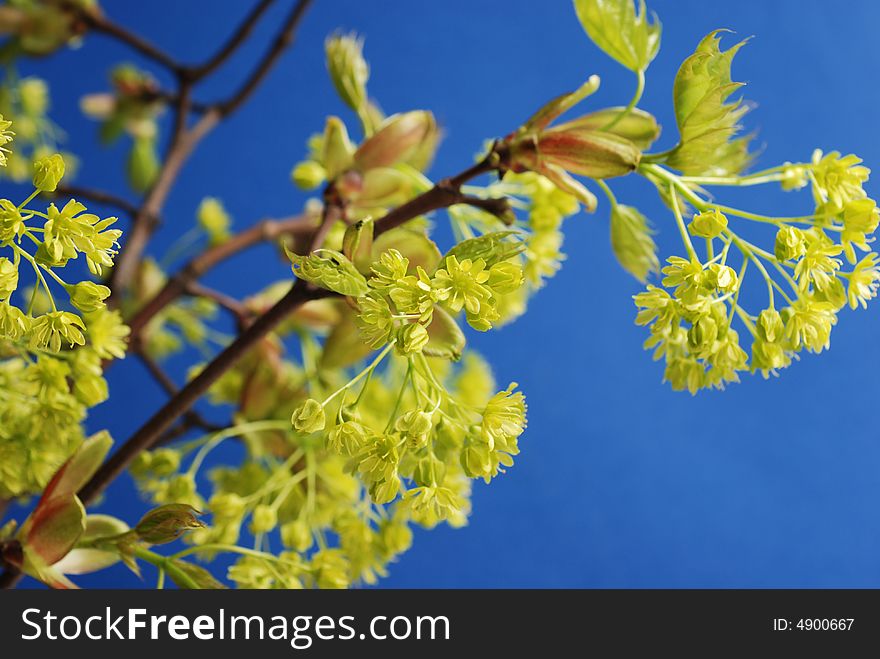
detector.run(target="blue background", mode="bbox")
[7,0,880,588]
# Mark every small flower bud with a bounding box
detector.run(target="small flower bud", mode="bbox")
[688,209,728,239]
[291,398,326,433]
[487,261,525,295]
[197,197,232,245]
[775,226,806,261]
[687,315,718,354]
[32,153,65,192]
[780,164,808,191]
[250,504,278,534]
[354,111,436,171]
[129,451,153,478]
[19,78,48,116]
[0,257,18,300]
[325,33,369,113]
[342,218,374,274]
[149,448,181,477]
[379,520,413,556]
[166,473,196,501]
[397,322,429,354]
[395,409,433,449]
[0,199,25,243]
[135,504,204,545]
[66,280,111,313]
[327,420,369,456]
[291,160,326,190]
[706,263,738,293]
[281,520,313,552]
[321,116,355,179]
[756,308,784,343]
[208,493,246,521]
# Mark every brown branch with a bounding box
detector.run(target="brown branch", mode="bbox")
[184,0,278,82]
[78,279,326,505]
[76,153,501,509]
[109,0,314,295]
[52,185,140,217]
[135,350,224,434]
[214,0,313,118]
[72,3,183,74]
[0,150,503,589]
[185,281,252,325]
[127,212,316,340]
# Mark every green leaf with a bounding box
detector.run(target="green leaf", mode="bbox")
[423,306,466,360]
[442,231,525,269]
[167,558,227,589]
[610,204,658,282]
[287,248,370,297]
[666,30,753,176]
[573,0,661,72]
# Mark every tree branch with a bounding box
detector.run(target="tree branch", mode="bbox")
[71,3,183,74]
[77,153,501,508]
[135,350,224,434]
[108,0,314,295]
[51,185,140,217]
[185,281,252,325]
[127,212,316,341]
[184,0,278,82]
[214,0,313,118]
[78,279,326,505]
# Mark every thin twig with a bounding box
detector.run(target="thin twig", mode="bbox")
[184,0,278,81]
[136,351,224,433]
[79,279,325,505]
[214,0,313,118]
[52,185,140,217]
[127,213,316,340]
[109,0,314,294]
[69,3,183,74]
[76,153,501,509]
[185,281,252,324]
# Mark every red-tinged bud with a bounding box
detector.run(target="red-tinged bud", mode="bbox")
[554,106,661,150]
[354,111,436,171]
[15,432,113,588]
[135,504,205,545]
[519,75,601,135]
[535,128,641,179]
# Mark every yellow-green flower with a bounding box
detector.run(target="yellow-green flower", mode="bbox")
[688,209,728,238]
[66,280,111,313]
[29,310,86,352]
[432,255,492,315]
[811,150,870,214]
[0,257,18,299]
[290,398,326,433]
[846,253,880,309]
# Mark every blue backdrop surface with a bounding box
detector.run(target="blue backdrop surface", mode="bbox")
[8,0,880,588]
